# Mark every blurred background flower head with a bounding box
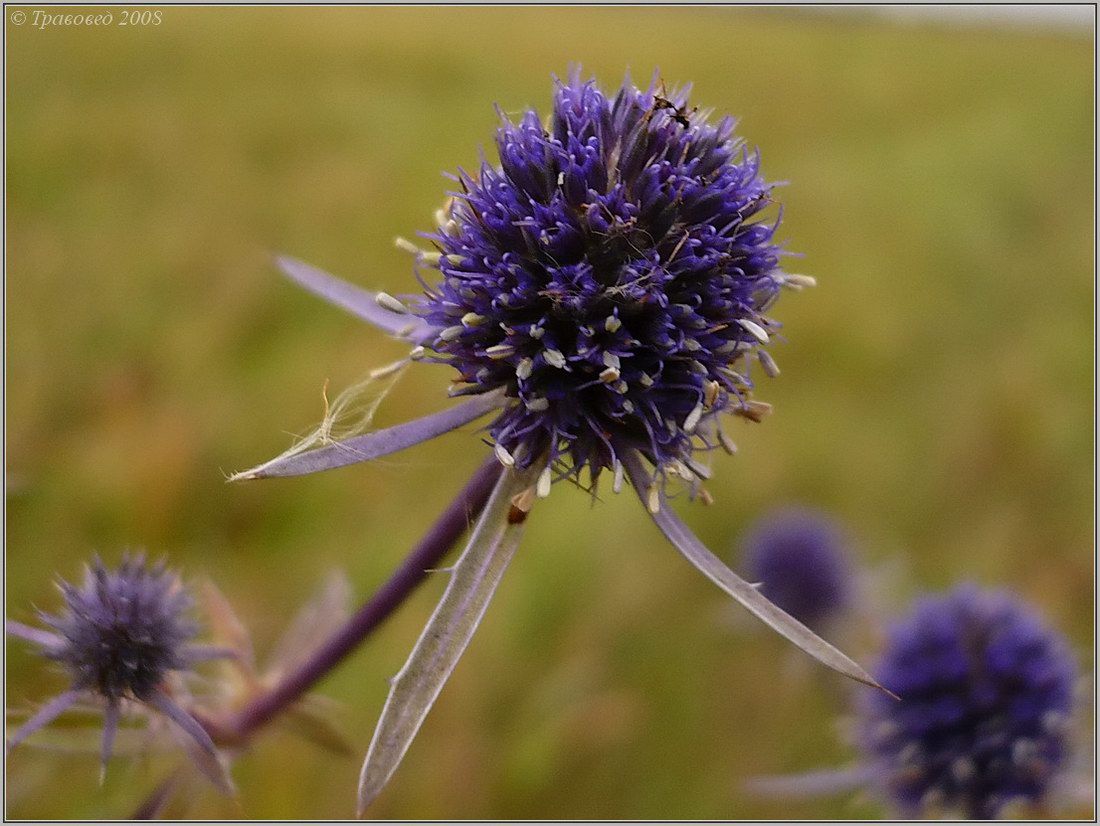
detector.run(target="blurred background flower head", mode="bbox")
[740,506,853,631]
[857,584,1078,819]
[6,554,224,779]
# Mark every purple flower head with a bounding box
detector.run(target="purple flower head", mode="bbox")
[741,507,852,632]
[43,554,197,700]
[858,584,1077,819]
[239,72,881,810]
[6,554,226,778]
[414,72,789,483]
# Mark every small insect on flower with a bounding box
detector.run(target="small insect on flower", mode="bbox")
[6,554,229,783]
[740,507,853,632]
[235,70,885,812]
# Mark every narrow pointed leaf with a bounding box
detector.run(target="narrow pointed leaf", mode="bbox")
[5,619,63,649]
[275,255,437,343]
[230,390,505,481]
[149,690,235,796]
[357,462,539,814]
[621,452,886,693]
[6,690,81,753]
[147,690,217,758]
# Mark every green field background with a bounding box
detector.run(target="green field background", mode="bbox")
[6,6,1093,819]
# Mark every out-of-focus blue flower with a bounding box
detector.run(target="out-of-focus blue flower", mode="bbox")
[858,584,1077,819]
[740,508,852,631]
[746,584,1085,819]
[6,554,226,778]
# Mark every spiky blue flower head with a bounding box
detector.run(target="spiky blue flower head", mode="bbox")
[857,584,1077,819]
[7,554,223,773]
[415,72,795,483]
[41,554,196,700]
[740,507,852,631]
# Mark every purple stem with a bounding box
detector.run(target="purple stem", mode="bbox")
[226,456,503,739]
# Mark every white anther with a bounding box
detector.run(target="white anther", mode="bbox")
[444,254,465,266]
[395,237,422,255]
[737,318,770,344]
[1012,739,1038,766]
[526,397,549,412]
[783,273,817,289]
[703,380,720,408]
[494,444,515,468]
[516,358,534,380]
[602,351,620,370]
[670,460,693,481]
[951,757,976,782]
[397,322,419,338]
[544,349,567,369]
[605,315,622,333]
[742,400,773,421]
[439,325,465,342]
[421,251,443,266]
[646,482,661,514]
[719,366,748,385]
[718,428,737,455]
[600,367,620,383]
[537,466,553,498]
[556,171,565,186]
[462,313,486,327]
[638,373,654,388]
[683,338,702,351]
[621,400,634,414]
[758,350,780,377]
[375,292,410,314]
[409,346,426,361]
[485,344,515,359]
[612,461,624,494]
[683,402,704,434]
[529,326,544,339]
[686,459,711,480]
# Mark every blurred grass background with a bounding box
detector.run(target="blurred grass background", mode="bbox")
[5,6,1093,819]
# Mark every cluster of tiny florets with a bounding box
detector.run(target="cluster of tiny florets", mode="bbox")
[41,554,197,701]
[857,585,1076,819]
[414,73,791,482]
[740,508,852,631]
